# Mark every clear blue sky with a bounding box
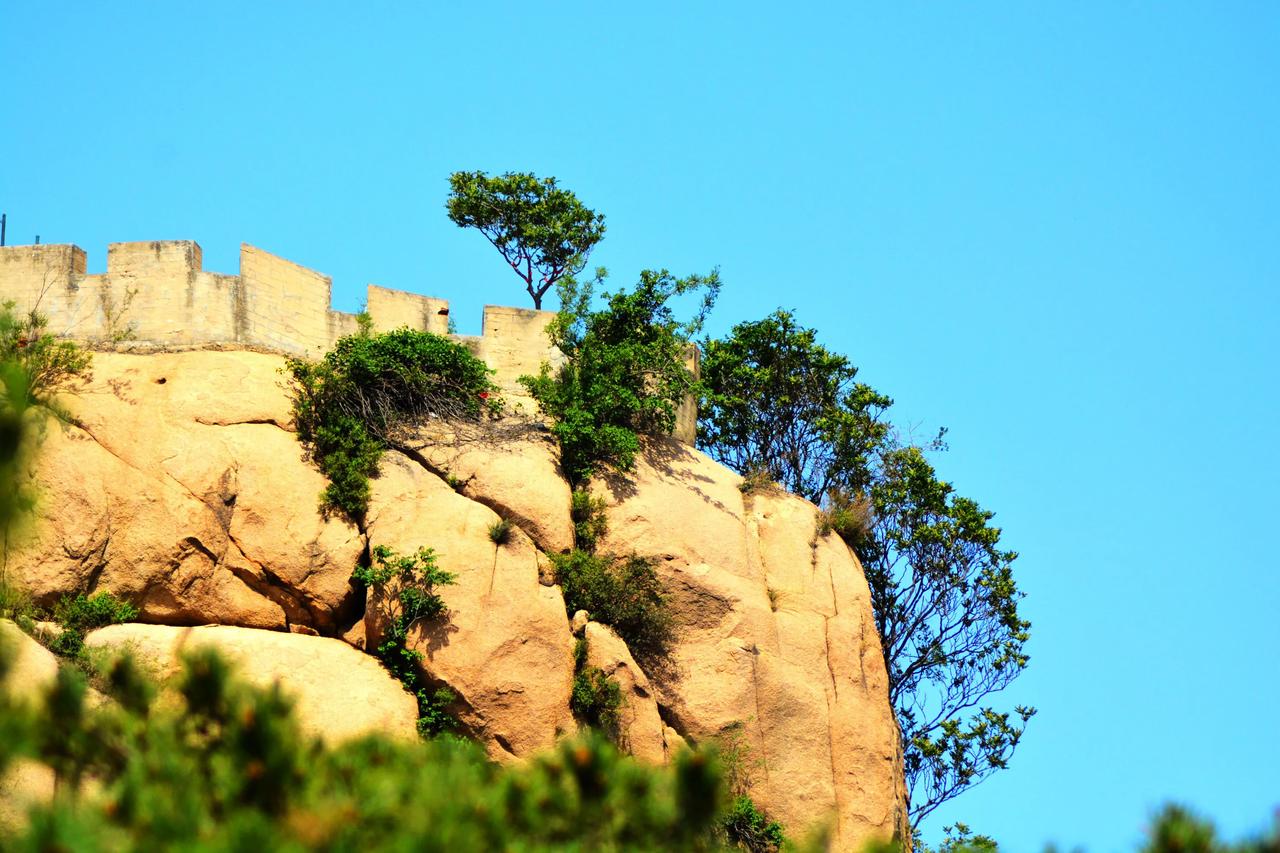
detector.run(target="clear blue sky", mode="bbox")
[3,3,1277,850]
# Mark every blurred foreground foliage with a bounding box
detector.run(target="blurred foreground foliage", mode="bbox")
[0,642,777,852]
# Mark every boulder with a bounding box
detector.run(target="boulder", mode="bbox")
[406,424,574,555]
[84,623,419,744]
[0,621,58,831]
[364,450,576,760]
[592,437,910,846]
[12,351,363,632]
[582,621,670,763]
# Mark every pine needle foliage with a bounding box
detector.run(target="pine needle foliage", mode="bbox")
[0,645,746,851]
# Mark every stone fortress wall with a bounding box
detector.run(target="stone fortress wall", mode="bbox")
[0,240,696,442]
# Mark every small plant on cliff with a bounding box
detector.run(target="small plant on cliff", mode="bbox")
[721,795,787,853]
[445,170,607,310]
[521,267,719,486]
[353,544,459,737]
[553,550,672,664]
[569,637,623,741]
[47,590,138,658]
[0,301,91,423]
[287,328,500,521]
[487,518,513,546]
[570,489,609,552]
[712,721,788,853]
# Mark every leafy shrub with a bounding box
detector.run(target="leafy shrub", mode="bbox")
[288,329,500,520]
[353,545,458,735]
[721,795,787,853]
[488,518,513,546]
[570,488,609,551]
[571,667,622,738]
[47,590,138,658]
[521,268,718,486]
[737,466,780,496]
[0,648,734,850]
[0,300,92,418]
[553,550,672,662]
[569,636,623,740]
[415,686,459,739]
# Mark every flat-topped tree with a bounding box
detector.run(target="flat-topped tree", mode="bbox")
[446,171,606,310]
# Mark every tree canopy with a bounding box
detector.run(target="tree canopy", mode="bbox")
[699,309,1033,825]
[446,171,607,309]
[522,267,719,484]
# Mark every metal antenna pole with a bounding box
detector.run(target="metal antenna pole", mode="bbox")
[1,214,6,247]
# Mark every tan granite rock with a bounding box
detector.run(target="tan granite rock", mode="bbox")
[84,623,418,743]
[364,449,576,760]
[582,621,670,764]
[0,620,58,831]
[591,437,910,847]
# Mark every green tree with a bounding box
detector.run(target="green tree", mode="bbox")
[446,170,607,309]
[700,310,891,499]
[521,267,719,485]
[699,310,1032,826]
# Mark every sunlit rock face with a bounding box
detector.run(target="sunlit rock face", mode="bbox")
[11,349,908,848]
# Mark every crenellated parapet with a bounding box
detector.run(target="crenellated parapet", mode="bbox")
[0,240,695,442]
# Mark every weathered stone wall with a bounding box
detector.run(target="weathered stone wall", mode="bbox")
[0,239,697,442]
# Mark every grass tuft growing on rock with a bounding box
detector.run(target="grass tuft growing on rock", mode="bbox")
[487,518,513,546]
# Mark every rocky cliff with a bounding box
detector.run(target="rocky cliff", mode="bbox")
[10,350,908,847]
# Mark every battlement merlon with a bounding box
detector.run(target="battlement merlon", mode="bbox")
[0,240,448,354]
[0,239,696,443]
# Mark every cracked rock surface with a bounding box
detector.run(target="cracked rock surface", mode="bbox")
[12,350,908,849]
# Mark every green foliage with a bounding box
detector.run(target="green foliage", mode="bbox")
[699,310,1032,826]
[522,267,719,485]
[354,545,459,736]
[912,822,1000,853]
[700,309,891,503]
[446,170,607,309]
[288,328,499,520]
[569,637,622,740]
[1139,804,1280,853]
[0,300,92,419]
[0,573,37,627]
[0,648,742,850]
[866,445,1034,822]
[0,303,90,552]
[721,795,787,853]
[553,550,672,663]
[487,518,513,546]
[896,806,1280,853]
[415,686,459,740]
[47,590,138,658]
[571,488,609,551]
